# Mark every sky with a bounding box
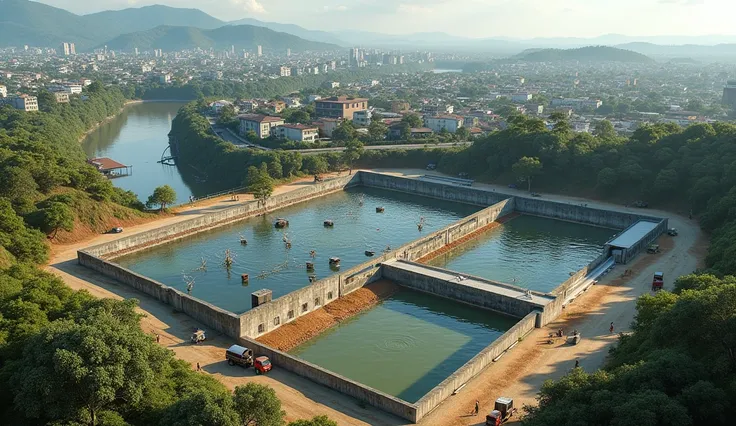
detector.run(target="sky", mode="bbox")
[34,0,736,38]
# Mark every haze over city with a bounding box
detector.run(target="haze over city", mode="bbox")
[33,0,736,38]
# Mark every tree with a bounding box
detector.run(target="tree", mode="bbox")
[512,156,543,192]
[596,167,619,193]
[367,120,388,141]
[288,416,337,426]
[246,130,259,142]
[303,156,329,175]
[593,120,616,139]
[286,109,310,124]
[160,390,241,426]
[455,126,471,141]
[245,165,274,206]
[401,113,423,128]
[232,383,284,426]
[341,140,364,174]
[146,185,177,211]
[0,166,38,214]
[38,202,75,239]
[10,311,167,426]
[331,121,357,142]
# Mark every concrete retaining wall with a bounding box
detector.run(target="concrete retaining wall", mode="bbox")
[513,197,660,229]
[359,171,509,206]
[238,336,418,423]
[381,261,548,319]
[78,251,242,337]
[414,312,537,421]
[83,174,359,258]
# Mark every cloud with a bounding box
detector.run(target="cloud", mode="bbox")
[397,3,435,13]
[323,4,349,12]
[230,0,266,14]
[658,0,704,4]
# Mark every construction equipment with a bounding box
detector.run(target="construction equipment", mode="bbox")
[190,329,206,344]
[567,330,581,345]
[667,228,678,236]
[485,397,517,426]
[652,272,664,291]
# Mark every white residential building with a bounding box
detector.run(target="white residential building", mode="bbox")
[424,115,464,133]
[238,114,285,139]
[209,100,234,115]
[511,92,533,103]
[550,98,602,110]
[271,124,319,142]
[352,109,372,127]
[6,95,39,111]
[279,66,291,77]
[0,84,6,98]
[422,104,454,115]
[54,92,70,103]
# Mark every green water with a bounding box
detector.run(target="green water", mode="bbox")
[290,288,517,403]
[428,215,616,292]
[81,102,220,204]
[115,187,480,313]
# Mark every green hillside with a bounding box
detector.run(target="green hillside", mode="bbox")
[0,0,225,50]
[101,25,339,52]
[515,46,655,63]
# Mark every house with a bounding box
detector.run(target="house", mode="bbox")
[307,94,322,103]
[422,104,454,115]
[238,99,258,112]
[3,94,38,111]
[315,118,342,137]
[353,110,372,127]
[271,124,319,142]
[54,92,70,103]
[0,84,6,98]
[209,100,234,115]
[511,93,533,103]
[315,96,368,120]
[463,116,479,127]
[388,123,433,139]
[391,100,410,113]
[282,97,301,108]
[266,100,286,113]
[238,114,285,139]
[424,115,464,133]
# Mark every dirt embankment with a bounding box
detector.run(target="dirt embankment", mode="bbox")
[256,280,399,351]
[416,212,520,264]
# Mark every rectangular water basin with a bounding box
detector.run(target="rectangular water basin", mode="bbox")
[427,214,617,293]
[289,287,517,403]
[115,187,481,313]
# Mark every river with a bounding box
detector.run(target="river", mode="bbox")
[81,101,221,205]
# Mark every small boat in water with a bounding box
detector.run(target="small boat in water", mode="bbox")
[365,250,375,257]
[323,220,334,227]
[329,257,341,265]
[274,218,289,228]
[376,207,385,213]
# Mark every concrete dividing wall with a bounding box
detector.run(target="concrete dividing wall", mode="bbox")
[359,171,509,206]
[381,261,550,320]
[238,336,418,423]
[78,251,242,337]
[83,174,359,258]
[239,275,341,338]
[513,196,661,229]
[414,312,537,421]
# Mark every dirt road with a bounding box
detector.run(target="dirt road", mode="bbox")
[46,168,706,426]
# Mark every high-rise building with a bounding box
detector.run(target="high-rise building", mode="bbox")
[722,81,736,107]
[257,45,263,56]
[231,45,235,54]
[61,42,70,56]
[134,47,139,56]
[279,66,291,77]
[287,48,291,57]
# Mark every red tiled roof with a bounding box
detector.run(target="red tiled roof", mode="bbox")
[280,124,318,130]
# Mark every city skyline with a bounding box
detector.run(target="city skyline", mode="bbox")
[33,0,736,39]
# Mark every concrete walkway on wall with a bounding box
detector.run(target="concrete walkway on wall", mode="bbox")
[383,260,555,307]
[562,257,615,305]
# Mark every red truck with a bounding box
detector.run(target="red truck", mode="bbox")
[652,272,664,291]
[254,356,272,375]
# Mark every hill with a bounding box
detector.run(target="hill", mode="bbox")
[229,18,343,45]
[515,46,655,63]
[616,42,736,59]
[100,25,339,52]
[0,0,226,50]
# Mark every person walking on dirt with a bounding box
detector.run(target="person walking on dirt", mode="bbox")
[196,362,201,371]
[610,322,615,333]
[474,400,480,416]
[575,359,580,368]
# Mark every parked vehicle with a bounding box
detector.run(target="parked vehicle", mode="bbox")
[426,163,437,170]
[652,272,664,291]
[667,228,678,236]
[226,344,254,368]
[632,200,649,208]
[647,244,660,254]
[458,172,470,179]
[108,227,123,234]
[530,192,542,197]
[254,356,272,375]
[486,397,517,426]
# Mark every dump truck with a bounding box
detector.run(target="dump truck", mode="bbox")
[486,397,517,426]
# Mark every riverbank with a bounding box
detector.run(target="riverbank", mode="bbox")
[77,99,140,143]
[256,280,400,352]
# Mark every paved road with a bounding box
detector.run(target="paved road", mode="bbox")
[295,141,471,155]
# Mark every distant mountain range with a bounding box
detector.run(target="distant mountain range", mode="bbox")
[514,46,654,63]
[101,25,338,52]
[3,0,736,59]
